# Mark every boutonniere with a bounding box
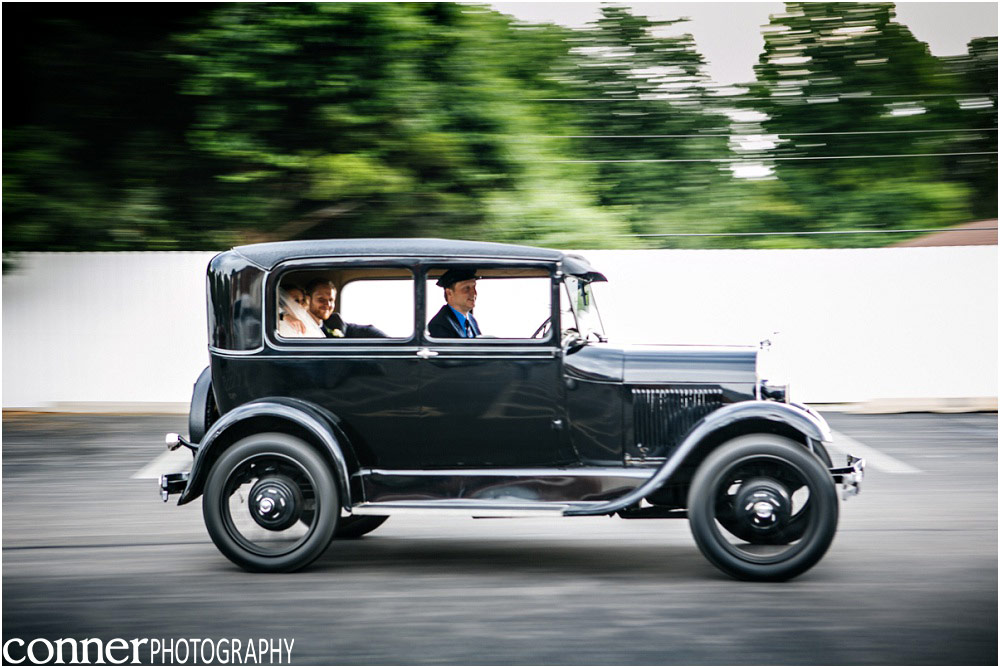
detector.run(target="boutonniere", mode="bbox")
[323,326,344,338]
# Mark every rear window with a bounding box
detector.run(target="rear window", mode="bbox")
[275,266,414,341]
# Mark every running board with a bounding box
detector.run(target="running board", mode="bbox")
[350,499,611,518]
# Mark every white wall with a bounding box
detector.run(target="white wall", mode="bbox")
[3,252,217,407]
[2,247,996,408]
[583,247,997,402]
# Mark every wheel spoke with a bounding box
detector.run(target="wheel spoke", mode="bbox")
[221,453,318,557]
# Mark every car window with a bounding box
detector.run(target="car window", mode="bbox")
[425,267,551,341]
[339,278,413,338]
[275,267,414,340]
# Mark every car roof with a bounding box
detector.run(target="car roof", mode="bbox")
[229,238,604,279]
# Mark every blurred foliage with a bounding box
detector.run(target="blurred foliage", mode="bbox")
[3,2,996,266]
[726,2,991,245]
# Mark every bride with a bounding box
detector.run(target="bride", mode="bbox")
[276,287,325,338]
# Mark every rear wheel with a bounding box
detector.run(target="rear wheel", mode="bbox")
[687,434,838,581]
[203,433,339,572]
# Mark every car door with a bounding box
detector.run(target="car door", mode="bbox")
[258,261,426,469]
[413,264,574,468]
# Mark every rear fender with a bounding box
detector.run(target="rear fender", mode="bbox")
[565,400,831,516]
[188,366,218,443]
[177,398,354,509]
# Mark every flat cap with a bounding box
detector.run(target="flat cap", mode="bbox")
[435,267,478,288]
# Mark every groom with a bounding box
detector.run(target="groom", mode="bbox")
[427,267,481,339]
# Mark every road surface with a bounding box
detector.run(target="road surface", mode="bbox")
[2,412,996,664]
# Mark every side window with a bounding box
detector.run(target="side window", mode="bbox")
[425,267,551,341]
[339,278,413,338]
[275,267,414,340]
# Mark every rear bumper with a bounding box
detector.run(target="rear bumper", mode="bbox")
[159,472,189,502]
[830,455,865,500]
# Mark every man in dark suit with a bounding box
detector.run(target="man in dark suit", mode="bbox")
[427,267,481,338]
[302,278,386,338]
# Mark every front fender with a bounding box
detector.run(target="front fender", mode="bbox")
[177,398,353,509]
[564,400,831,516]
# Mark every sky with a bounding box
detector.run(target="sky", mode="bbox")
[488,2,999,85]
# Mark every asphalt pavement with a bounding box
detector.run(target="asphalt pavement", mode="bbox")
[2,412,997,665]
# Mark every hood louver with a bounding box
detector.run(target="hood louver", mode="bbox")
[632,386,726,458]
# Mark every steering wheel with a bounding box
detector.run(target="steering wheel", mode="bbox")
[531,316,552,339]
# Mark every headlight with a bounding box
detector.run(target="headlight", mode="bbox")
[757,332,791,402]
[760,380,790,403]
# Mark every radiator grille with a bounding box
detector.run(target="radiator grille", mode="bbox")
[632,387,725,457]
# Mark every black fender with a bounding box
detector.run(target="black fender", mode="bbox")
[177,398,355,509]
[564,400,833,516]
[188,366,218,443]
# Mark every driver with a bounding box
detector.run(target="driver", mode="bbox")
[427,267,481,339]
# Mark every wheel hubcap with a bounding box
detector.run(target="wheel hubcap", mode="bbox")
[735,477,791,534]
[753,500,775,519]
[248,475,303,531]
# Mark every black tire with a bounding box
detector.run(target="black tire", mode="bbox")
[335,515,388,539]
[203,433,339,572]
[812,440,834,468]
[687,434,839,581]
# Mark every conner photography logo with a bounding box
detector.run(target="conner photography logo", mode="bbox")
[2,637,294,665]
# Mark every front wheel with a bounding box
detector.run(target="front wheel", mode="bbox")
[687,435,838,581]
[203,433,339,572]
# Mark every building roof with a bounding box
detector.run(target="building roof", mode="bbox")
[891,220,998,248]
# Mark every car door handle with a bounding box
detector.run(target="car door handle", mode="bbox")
[416,348,439,359]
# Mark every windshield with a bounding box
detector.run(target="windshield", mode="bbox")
[562,276,606,342]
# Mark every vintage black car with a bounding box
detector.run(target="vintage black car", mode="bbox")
[160,239,864,581]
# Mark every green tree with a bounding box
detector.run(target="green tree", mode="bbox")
[554,6,734,240]
[734,2,979,244]
[938,37,998,218]
[171,3,626,245]
[2,6,218,260]
[4,2,993,262]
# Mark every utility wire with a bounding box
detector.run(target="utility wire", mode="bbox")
[616,227,998,238]
[531,93,998,101]
[725,93,1000,100]
[547,150,997,163]
[526,128,998,139]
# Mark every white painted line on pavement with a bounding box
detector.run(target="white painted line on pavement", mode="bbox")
[132,448,193,480]
[829,430,923,474]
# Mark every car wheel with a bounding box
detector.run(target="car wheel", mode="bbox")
[335,515,388,539]
[714,441,831,545]
[203,432,338,572]
[687,434,838,581]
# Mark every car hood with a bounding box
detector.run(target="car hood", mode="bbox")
[564,343,758,385]
[622,344,758,384]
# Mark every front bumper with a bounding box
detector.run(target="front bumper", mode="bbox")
[829,455,865,500]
